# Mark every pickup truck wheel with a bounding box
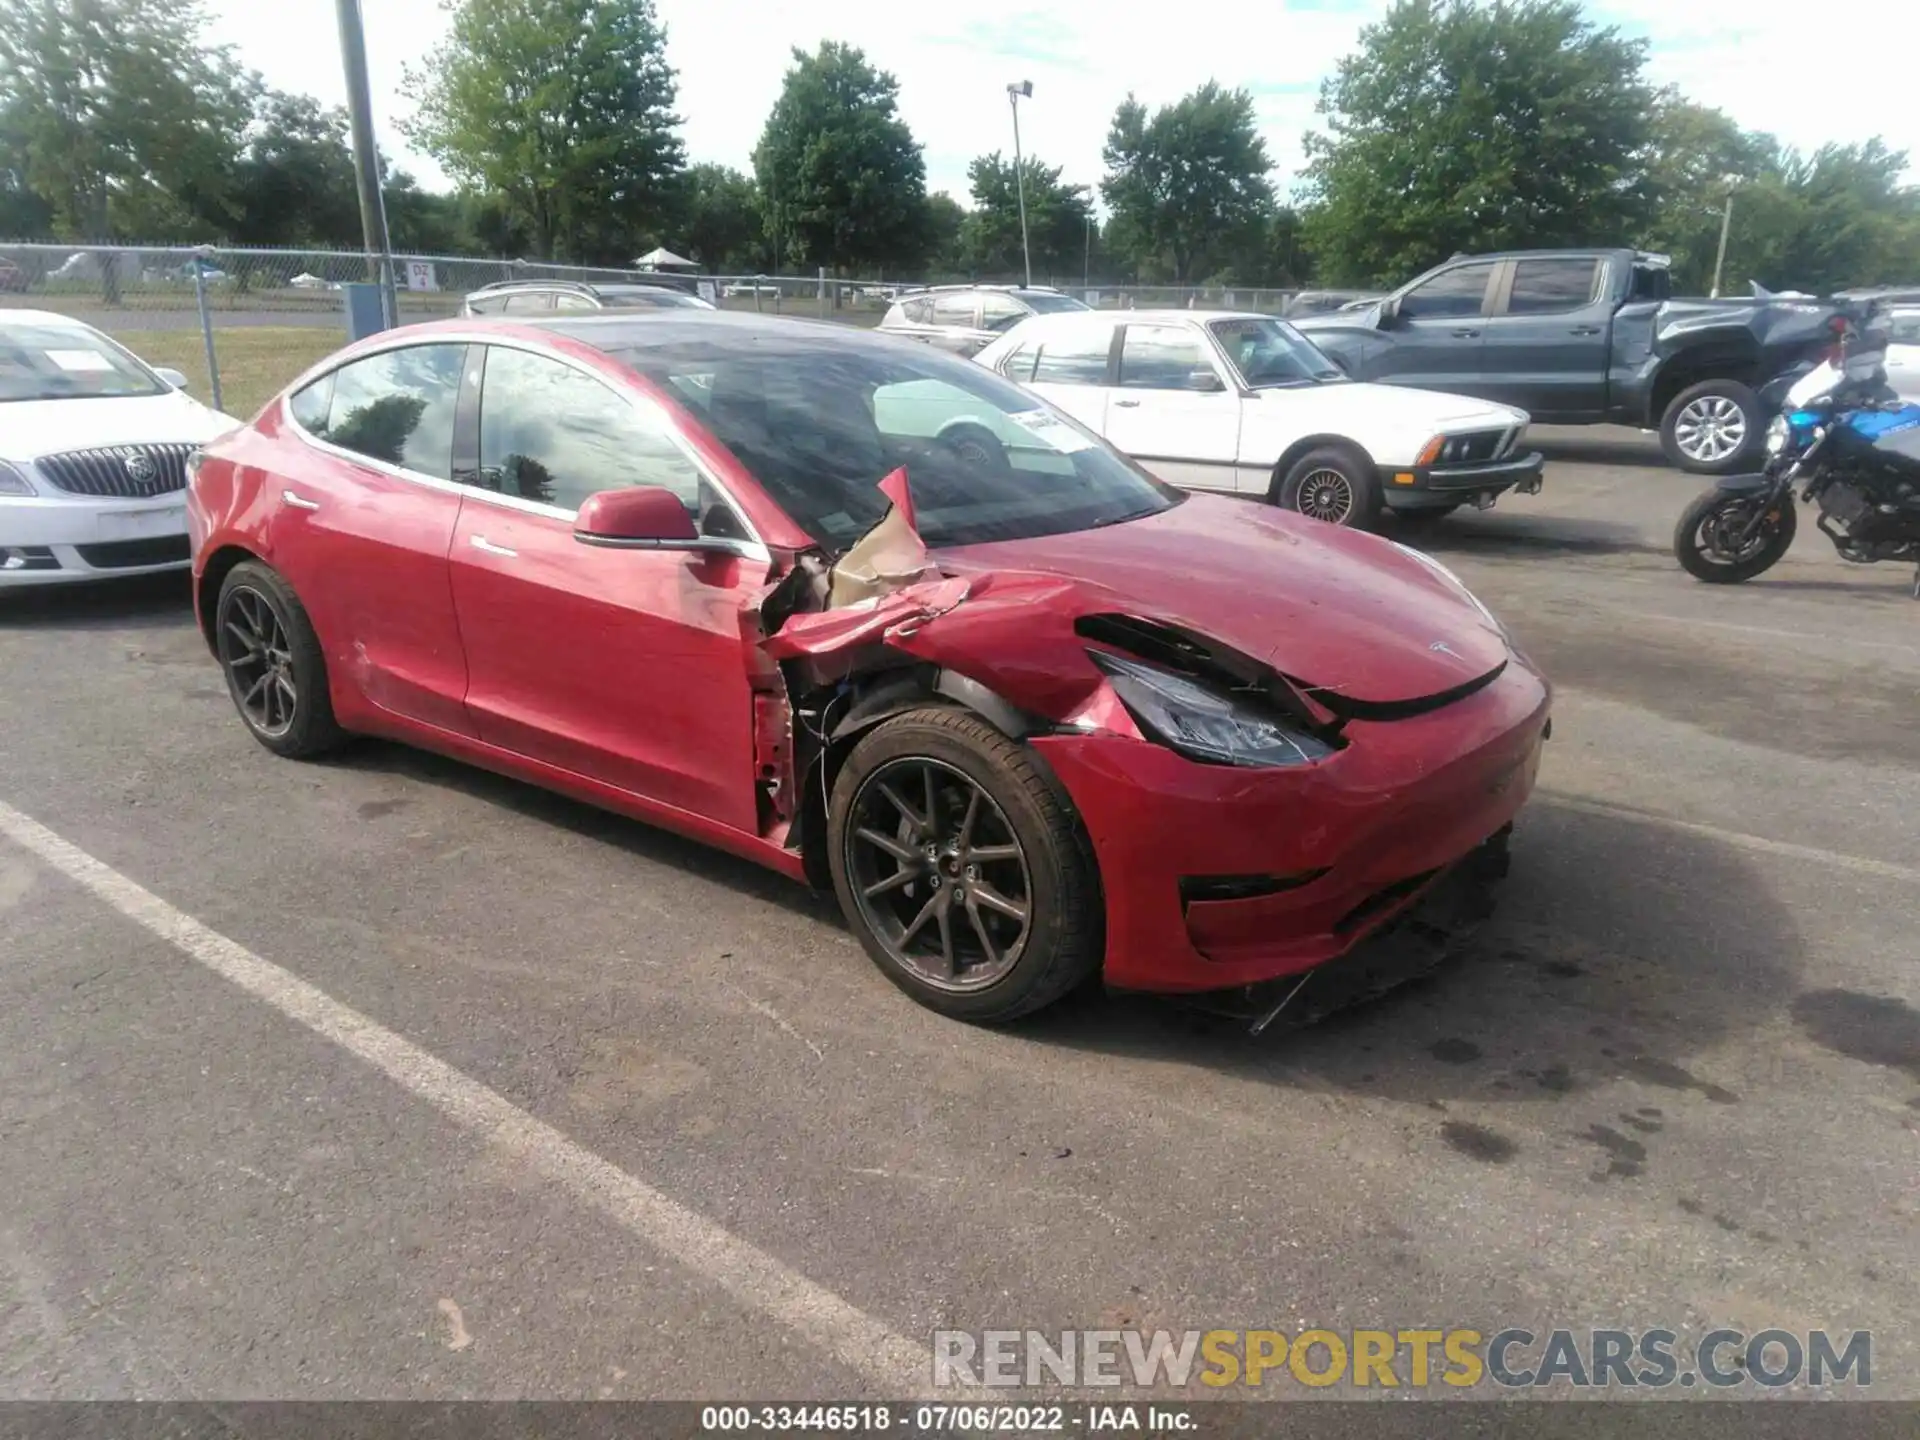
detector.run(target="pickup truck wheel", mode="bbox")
[1661,380,1762,474]
[1278,447,1382,530]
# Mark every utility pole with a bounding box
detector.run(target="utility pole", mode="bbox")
[1007,81,1033,289]
[1084,214,1092,290]
[336,0,398,328]
[1709,189,1734,300]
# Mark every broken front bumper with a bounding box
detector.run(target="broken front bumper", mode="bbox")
[1026,658,1549,995]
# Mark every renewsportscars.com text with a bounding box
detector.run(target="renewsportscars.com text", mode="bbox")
[932,1327,1872,1390]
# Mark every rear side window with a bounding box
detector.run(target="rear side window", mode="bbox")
[502,292,553,314]
[1507,258,1601,315]
[296,343,466,480]
[1031,331,1113,386]
[900,298,933,324]
[981,292,1028,332]
[933,294,978,327]
[466,295,508,315]
[477,345,704,512]
[551,293,597,312]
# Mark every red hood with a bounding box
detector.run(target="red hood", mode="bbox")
[935,492,1508,703]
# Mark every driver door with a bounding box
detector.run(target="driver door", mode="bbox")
[446,343,766,833]
[1099,324,1243,492]
[1373,259,1498,396]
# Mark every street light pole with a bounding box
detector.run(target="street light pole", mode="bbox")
[1084,214,1092,290]
[1007,80,1033,289]
[335,0,398,328]
[1710,189,1735,300]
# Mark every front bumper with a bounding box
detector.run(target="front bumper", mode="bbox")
[0,491,191,588]
[1028,658,1550,994]
[1380,451,1545,508]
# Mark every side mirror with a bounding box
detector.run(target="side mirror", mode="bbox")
[154,367,189,390]
[573,485,699,548]
[1376,297,1400,327]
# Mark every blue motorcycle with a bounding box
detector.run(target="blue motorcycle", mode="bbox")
[1674,307,1920,595]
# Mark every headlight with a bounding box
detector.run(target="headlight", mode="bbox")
[1089,650,1334,768]
[1765,415,1790,455]
[0,461,37,496]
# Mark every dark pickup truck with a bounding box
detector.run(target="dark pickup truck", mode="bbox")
[1292,249,1844,474]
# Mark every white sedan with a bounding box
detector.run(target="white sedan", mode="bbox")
[971,310,1543,529]
[1,311,238,587]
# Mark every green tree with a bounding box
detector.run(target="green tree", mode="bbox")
[923,192,969,278]
[677,163,759,271]
[403,0,685,263]
[0,0,254,241]
[1300,0,1655,286]
[1632,95,1776,293]
[1100,83,1275,283]
[961,152,1093,282]
[752,42,928,273]
[229,92,361,248]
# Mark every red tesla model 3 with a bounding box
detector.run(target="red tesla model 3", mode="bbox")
[188,313,1550,1024]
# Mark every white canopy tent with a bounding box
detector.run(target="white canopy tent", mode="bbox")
[633,247,697,271]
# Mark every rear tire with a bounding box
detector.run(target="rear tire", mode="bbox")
[1673,489,1797,583]
[215,560,346,758]
[1661,379,1763,474]
[1277,446,1382,530]
[827,707,1101,1023]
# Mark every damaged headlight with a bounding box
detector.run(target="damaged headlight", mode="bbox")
[1089,650,1335,768]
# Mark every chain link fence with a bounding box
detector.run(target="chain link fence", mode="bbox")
[0,241,1308,418]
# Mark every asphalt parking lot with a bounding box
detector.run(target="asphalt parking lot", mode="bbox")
[2,426,1917,1402]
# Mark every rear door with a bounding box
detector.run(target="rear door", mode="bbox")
[1476,255,1609,419]
[272,342,477,736]
[446,342,765,831]
[1101,323,1243,491]
[1373,259,1499,395]
[1020,321,1119,434]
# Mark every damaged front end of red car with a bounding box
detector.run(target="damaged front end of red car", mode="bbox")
[740,474,1551,1023]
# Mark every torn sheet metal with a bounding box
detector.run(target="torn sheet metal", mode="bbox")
[824,467,939,608]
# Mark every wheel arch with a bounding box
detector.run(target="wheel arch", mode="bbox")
[1266,434,1377,501]
[1650,347,1761,423]
[196,543,261,656]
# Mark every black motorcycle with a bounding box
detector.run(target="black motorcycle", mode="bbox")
[1673,309,1920,595]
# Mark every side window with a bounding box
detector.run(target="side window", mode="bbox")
[1506,258,1601,315]
[466,295,508,315]
[901,298,934,325]
[477,345,704,512]
[980,292,1027,332]
[1399,263,1495,319]
[287,371,334,431]
[1118,325,1217,391]
[1031,330,1113,386]
[933,293,979,328]
[1886,309,1920,345]
[502,292,552,314]
[551,293,597,313]
[306,343,466,479]
[998,339,1038,382]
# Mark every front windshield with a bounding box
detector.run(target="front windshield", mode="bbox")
[1017,292,1089,314]
[0,321,166,403]
[613,335,1179,551]
[1208,317,1344,388]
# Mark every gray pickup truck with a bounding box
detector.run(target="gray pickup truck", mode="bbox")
[1293,249,1845,474]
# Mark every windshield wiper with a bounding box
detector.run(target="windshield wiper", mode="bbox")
[1089,505,1162,530]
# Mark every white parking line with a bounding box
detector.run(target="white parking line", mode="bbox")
[0,798,929,1396]
[1541,792,1920,884]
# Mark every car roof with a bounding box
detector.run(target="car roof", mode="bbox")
[1012,308,1269,327]
[535,309,949,357]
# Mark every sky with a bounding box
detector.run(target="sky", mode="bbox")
[203,0,1920,206]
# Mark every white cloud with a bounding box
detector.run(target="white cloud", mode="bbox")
[203,0,1920,203]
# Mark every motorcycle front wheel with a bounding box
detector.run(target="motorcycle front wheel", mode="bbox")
[1673,489,1798,583]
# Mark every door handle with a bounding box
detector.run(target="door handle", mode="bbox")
[1569,326,1603,336]
[1451,329,1481,339]
[469,535,517,558]
[1113,397,1141,408]
[280,489,320,511]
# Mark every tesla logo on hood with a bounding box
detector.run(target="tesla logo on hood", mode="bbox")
[1429,640,1464,660]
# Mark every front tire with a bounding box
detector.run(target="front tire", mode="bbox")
[1661,380,1763,474]
[1277,446,1383,530]
[1673,488,1798,583]
[827,707,1101,1023]
[215,560,346,758]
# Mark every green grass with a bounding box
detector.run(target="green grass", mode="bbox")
[116,327,345,419]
